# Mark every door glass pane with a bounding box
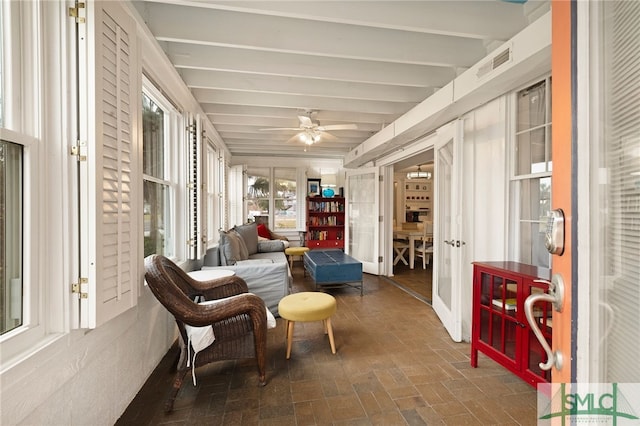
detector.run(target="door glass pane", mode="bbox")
[590,0,640,383]
[348,172,375,263]
[1,140,23,334]
[436,139,453,307]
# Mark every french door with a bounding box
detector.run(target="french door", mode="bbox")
[432,121,463,342]
[345,167,380,275]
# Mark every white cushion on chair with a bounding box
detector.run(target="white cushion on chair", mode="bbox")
[416,242,433,251]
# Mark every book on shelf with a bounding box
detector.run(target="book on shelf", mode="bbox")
[492,298,517,310]
[539,317,553,328]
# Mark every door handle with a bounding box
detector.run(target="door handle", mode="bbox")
[524,274,565,371]
[444,239,455,246]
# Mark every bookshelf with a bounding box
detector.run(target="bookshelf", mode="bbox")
[306,197,345,249]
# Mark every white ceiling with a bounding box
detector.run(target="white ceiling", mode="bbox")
[132,0,545,159]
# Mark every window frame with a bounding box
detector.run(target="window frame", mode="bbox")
[1,138,24,336]
[244,166,300,232]
[218,151,227,237]
[0,130,40,347]
[0,0,70,367]
[245,166,271,225]
[272,167,297,231]
[204,138,228,247]
[141,77,181,261]
[509,76,553,269]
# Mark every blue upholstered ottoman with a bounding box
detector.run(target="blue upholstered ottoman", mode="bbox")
[303,249,363,295]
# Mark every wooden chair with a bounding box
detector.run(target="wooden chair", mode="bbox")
[393,239,410,265]
[415,221,434,269]
[144,254,268,412]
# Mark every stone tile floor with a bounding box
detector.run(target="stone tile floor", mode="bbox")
[116,262,537,425]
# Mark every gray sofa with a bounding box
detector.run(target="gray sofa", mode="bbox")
[201,223,292,316]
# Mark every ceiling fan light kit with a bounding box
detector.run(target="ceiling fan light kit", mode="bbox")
[300,130,321,145]
[407,165,432,180]
[260,111,358,148]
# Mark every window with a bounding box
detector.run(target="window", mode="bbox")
[204,139,227,246]
[1,16,24,334]
[218,154,227,232]
[511,78,552,268]
[0,140,23,335]
[245,167,297,231]
[142,88,176,258]
[246,167,270,224]
[0,0,47,357]
[274,168,296,229]
[205,142,217,246]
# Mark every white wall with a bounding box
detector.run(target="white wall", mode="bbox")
[1,295,175,424]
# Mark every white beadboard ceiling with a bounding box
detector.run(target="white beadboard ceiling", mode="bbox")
[132,0,545,159]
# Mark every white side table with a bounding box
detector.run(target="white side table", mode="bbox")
[188,269,235,281]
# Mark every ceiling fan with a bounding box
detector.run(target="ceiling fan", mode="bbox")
[260,112,358,145]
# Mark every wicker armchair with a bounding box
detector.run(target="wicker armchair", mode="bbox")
[144,254,267,412]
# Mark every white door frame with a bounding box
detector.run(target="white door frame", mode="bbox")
[432,120,463,342]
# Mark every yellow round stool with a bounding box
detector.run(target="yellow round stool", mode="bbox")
[278,292,337,359]
[284,246,310,270]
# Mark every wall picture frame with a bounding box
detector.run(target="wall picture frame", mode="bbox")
[307,178,321,196]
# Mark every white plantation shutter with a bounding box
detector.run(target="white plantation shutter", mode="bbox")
[228,164,243,229]
[76,1,138,328]
[204,139,217,248]
[187,115,203,259]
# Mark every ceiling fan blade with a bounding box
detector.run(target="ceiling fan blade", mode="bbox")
[317,124,358,131]
[319,132,337,141]
[259,127,301,131]
[286,133,303,143]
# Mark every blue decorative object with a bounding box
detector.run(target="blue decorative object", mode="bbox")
[322,187,335,197]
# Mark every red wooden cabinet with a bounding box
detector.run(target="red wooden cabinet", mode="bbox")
[306,197,345,249]
[471,261,553,387]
